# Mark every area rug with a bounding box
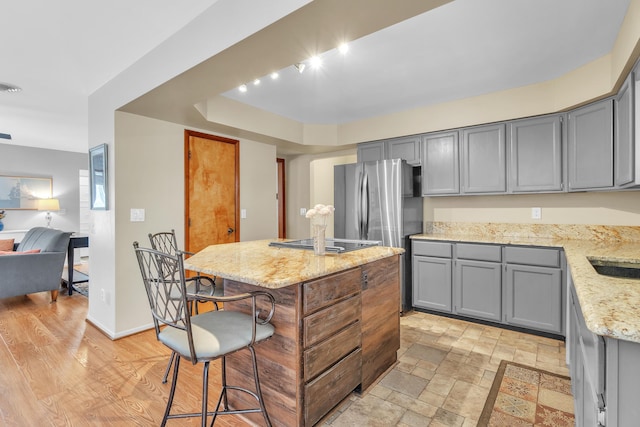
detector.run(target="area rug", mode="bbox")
[478,360,575,427]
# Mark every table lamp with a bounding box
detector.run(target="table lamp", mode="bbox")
[37,198,60,228]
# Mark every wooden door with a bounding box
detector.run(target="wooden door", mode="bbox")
[184,130,239,253]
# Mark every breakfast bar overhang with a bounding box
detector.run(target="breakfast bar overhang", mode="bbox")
[185,240,404,426]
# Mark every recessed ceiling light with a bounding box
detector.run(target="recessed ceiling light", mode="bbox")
[238,84,247,93]
[338,43,349,54]
[0,82,22,93]
[270,72,279,80]
[309,56,322,69]
[253,79,261,85]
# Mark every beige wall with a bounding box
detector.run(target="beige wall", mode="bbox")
[425,191,640,227]
[285,150,356,239]
[112,111,278,335]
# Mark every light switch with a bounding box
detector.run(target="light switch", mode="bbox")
[300,208,307,216]
[130,208,145,222]
[241,209,247,219]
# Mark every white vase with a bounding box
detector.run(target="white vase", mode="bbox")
[313,223,327,256]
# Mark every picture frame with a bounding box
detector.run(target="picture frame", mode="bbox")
[89,143,109,210]
[0,175,52,209]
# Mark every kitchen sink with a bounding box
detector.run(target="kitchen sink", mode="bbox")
[588,257,640,279]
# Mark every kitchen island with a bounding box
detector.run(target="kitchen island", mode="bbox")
[184,240,404,427]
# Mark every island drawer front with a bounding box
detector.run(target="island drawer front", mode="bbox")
[413,240,452,258]
[304,321,361,381]
[456,243,502,262]
[304,295,361,348]
[504,246,560,267]
[303,268,361,315]
[305,348,362,426]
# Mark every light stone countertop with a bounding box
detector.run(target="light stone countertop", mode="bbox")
[184,239,404,289]
[411,233,640,344]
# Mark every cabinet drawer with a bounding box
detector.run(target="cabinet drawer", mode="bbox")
[304,321,361,381]
[412,240,452,258]
[305,348,362,426]
[303,268,361,315]
[505,246,560,267]
[304,295,361,348]
[456,243,502,262]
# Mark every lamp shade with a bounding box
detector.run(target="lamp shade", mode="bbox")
[37,198,60,211]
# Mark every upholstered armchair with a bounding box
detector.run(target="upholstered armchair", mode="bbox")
[0,227,72,301]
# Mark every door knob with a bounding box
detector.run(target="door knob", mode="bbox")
[227,227,234,235]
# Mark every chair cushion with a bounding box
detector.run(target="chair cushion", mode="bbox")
[0,239,14,251]
[158,310,275,361]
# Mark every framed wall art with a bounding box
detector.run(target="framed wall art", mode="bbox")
[89,143,109,210]
[0,175,52,209]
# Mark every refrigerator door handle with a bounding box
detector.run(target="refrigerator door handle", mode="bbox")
[361,172,369,240]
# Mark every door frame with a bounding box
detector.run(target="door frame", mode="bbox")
[184,129,240,251]
[277,158,286,238]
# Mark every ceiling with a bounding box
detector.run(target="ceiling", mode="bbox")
[0,0,631,155]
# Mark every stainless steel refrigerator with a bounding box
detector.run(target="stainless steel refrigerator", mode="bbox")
[334,159,423,313]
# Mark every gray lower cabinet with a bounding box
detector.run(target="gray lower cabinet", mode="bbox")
[412,241,453,313]
[504,246,564,334]
[461,123,506,194]
[505,264,562,334]
[412,240,565,336]
[421,130,460,195]
[412,256,452,312]
[568,271,640,426]
[508,114,563,193]
[567,98,614,190]
[454,259,502,322]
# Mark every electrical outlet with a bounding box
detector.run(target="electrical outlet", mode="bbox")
[100,288,106,302]
[531,207,541,219]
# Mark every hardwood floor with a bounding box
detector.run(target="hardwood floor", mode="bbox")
[0,289,240,426]
[0,274,568,426]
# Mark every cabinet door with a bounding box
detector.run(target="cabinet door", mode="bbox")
[412,255,452,312]
[461,124,506,194]
[360,256,400,391]
[508,115,563,193]
[505,264,563,334]
[567,99,614,190]
[421,131,460,195]
[454,260,501,322]
[615,74,634,187]
[357,141,385,163]
[387,136,421,165]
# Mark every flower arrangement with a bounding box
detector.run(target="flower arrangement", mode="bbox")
[306,204,334,255]
[305,204,335,225]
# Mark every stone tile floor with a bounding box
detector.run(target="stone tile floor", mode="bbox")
[321,311,569,426]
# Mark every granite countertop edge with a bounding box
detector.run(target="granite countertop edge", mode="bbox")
[411,233,640,344]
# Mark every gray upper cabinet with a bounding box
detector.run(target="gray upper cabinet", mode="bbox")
[567,99,614,190]
[508,115,563,193]
[461,123,506,194]
[615,73,635,187]
[387,136,421,165]
[421,131,460,195]
[357,141,385,163]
